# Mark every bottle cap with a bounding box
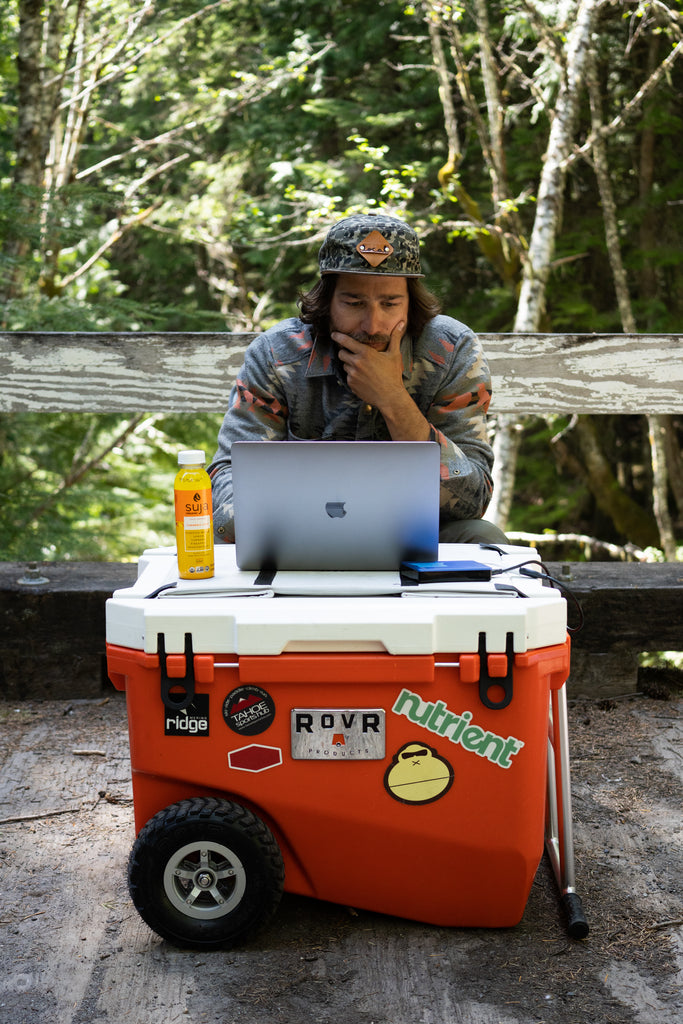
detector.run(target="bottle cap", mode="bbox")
[178,449,205,465]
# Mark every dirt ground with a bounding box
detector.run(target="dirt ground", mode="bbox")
[0,688,681,1024]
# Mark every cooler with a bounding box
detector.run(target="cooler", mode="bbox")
[106,543,587,948]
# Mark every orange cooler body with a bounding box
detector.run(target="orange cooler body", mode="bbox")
[107,612,569,927]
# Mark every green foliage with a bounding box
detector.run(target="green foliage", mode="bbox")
[2,294,231,332]
[0,412,224,561]
[506,417,587,535]
[1,0,682,559]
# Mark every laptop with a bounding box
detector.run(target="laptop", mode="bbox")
[231,440,440,571]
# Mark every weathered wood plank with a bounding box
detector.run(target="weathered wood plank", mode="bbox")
[1,331,681,413]
[484,332,683,414]
[0,332,251,413]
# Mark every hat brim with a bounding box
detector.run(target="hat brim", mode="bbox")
[320,267,424,278]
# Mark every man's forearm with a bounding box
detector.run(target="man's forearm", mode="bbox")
[377,388,431,442]
[208,463,236,542]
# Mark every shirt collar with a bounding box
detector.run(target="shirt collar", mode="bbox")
[305,335,337,378]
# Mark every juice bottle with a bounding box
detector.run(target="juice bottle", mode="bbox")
[174,450,215,579]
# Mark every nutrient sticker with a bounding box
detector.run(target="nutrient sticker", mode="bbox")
[391,688,524,769]
[291,708,385,759]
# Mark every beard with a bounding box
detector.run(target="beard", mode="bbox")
[330,323,391,351]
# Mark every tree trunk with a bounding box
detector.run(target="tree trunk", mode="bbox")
[662,415,683,526]
[637,34,679,559]
[573,418,660,549]
[2,0,52,300]
[13,0,52,192]
[492,0,601,531]
[513,0,600,332]
[486,415,524,529]
[426,5,522,289]
[588,43,678,559]
[473,0,506,210]
[648,416,678,559]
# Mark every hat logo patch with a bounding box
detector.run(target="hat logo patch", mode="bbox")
[356,230,394,267]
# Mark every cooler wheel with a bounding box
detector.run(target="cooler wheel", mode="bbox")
[128,797,285,949]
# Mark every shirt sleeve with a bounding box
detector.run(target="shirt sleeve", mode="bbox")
[208,333,289,542]
[415,318,494,522]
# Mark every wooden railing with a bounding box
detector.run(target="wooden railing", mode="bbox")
[0,331,681,701]
[1,331,680,414]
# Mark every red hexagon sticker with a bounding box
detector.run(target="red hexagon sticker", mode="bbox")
[228,744,283,772]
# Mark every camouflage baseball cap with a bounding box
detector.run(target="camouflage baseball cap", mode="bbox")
[318,213,423,277]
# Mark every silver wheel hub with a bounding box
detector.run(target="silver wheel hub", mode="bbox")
[163,841,246,919]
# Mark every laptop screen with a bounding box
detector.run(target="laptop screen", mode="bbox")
[231,440,440,571]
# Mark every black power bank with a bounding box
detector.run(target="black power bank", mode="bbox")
[400,559,492,583]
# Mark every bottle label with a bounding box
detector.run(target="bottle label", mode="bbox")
[182,515,212,550]
[175,486,214,577]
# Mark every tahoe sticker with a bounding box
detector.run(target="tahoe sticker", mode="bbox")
[223,685,276,736]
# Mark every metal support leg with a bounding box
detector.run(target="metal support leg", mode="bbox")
[545,682,589,938]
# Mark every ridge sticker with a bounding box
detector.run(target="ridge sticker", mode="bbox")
[164,694,209,737]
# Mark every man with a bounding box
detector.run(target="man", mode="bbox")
[209,212,506,545]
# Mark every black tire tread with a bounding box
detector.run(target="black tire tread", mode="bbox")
[128,797,284,949]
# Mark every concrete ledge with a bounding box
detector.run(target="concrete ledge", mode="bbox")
[1,560,681,700]
[546,560,683,697]
[545,561,683,653]
[0,562,136,701]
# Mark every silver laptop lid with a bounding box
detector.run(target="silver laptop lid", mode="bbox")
[232,440,440,571]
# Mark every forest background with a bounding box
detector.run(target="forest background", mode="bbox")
[1,0,682,566]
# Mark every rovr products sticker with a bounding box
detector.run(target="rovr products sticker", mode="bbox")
[384,741,454,805]
[223,686,275,735]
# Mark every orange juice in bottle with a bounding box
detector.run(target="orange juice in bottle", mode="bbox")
[174,450,214,579]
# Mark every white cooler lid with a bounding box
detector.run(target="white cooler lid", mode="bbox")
[105,544,568,656]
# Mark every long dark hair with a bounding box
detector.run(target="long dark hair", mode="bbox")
[298,275,441,340]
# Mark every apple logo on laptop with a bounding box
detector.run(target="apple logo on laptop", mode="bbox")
[325,501,347,519]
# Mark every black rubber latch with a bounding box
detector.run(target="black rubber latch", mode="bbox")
[158,632,196,712]
[477,631,514,710]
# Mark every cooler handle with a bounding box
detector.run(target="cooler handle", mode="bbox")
[158,632,196,712]
[478,631,514,710]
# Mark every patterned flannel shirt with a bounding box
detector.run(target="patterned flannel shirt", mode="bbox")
[209,315,494,541]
